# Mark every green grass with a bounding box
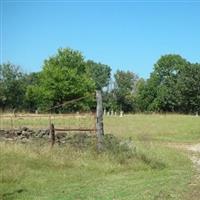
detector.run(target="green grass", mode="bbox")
[1,114,200,200]
[0,142,192,200]
[105,114,200,143]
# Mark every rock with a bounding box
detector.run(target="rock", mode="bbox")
[0,130,6,137]
[36,129,50,138]
[21,131,30,138]
[21,127,29,132]
[16,131,22,136]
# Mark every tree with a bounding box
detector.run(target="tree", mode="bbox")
[0,63,26,111]
[86,60,111,150]
[177,63,200,114]
[152,54,189,112]
[103,90,118,112]
[138,55,189,112]
[30,48,95,112]
[134,78,148,112]
[24,72,41,112]
[114,70,139,112]
[136,54,200,114]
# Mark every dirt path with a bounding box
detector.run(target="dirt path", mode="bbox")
[165,142,200,199]
[166,142,200,170]
[181,143,200,200]
[186,144,200,171]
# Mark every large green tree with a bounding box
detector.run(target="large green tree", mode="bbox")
[137,54,200,114]
[29,48,95,112]
[152,54,188,112]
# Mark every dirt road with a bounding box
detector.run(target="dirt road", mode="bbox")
[187,144,200,171]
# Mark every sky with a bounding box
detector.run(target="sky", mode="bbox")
[1,0,200,78]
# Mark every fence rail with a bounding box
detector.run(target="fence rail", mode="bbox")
[0,113,96,133]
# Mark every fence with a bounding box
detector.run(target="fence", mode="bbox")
[0,112,97,134]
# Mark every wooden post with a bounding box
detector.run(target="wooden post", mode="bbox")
[93,112,97,134]
[48,115,51,127]
[10,116,13,130]
[50,123,55,148]
[96,90,104,151]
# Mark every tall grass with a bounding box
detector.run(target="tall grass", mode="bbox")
[0,139,192,200]
[1,114,199,199]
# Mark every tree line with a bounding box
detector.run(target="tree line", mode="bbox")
[0,48,199,114]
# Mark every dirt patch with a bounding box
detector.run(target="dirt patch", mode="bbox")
[187,144,200,153]
[180,144,200,172]
[166,142,200,170]
[186,144,200,173]
[167,142,200,200]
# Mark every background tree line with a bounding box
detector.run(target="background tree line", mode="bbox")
[0,48,199,114]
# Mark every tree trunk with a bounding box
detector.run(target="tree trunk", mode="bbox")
[96,89,104,151]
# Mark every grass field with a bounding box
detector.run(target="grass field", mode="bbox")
[1,114,200,200]
[105,114,200,143]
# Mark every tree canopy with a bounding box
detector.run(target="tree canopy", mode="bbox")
[27,48,95,112]
[86,60,111,90]
[0,50,200,114]
[0,63,26,111]
[135,55,200,113]
[113,70,138,112]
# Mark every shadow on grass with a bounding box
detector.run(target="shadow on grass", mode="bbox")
[1,189,27,200]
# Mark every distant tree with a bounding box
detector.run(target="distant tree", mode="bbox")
[152,54,189,112]
[134,78,148,112]
[136,54,200,113]
[0,63,26,111]
[24,72,41,112]
[103,90,118,112]
[177,63,200,114]
[86,60,111,150]
[114,70,139,112]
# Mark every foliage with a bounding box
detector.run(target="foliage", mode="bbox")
[86,60,111,90]
[27,48,95,112]
[177,63,200,114]
[0,63,27,111]
[136,55,200,113]
[1,50,200,114]
[103,70,139,112]
[102,90,118,112]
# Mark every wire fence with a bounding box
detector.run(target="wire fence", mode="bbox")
[0,112,96,133]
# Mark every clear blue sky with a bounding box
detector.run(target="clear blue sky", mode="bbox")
[1,1,200,78]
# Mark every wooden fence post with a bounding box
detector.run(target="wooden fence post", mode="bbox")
[96,90,104,151]
[10,116,13,130]
[50,123,55,148]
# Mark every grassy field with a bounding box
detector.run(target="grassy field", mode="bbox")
[105,114,200,143]
[1,114,200,200]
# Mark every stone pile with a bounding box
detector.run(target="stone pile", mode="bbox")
[0,127,50,141]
